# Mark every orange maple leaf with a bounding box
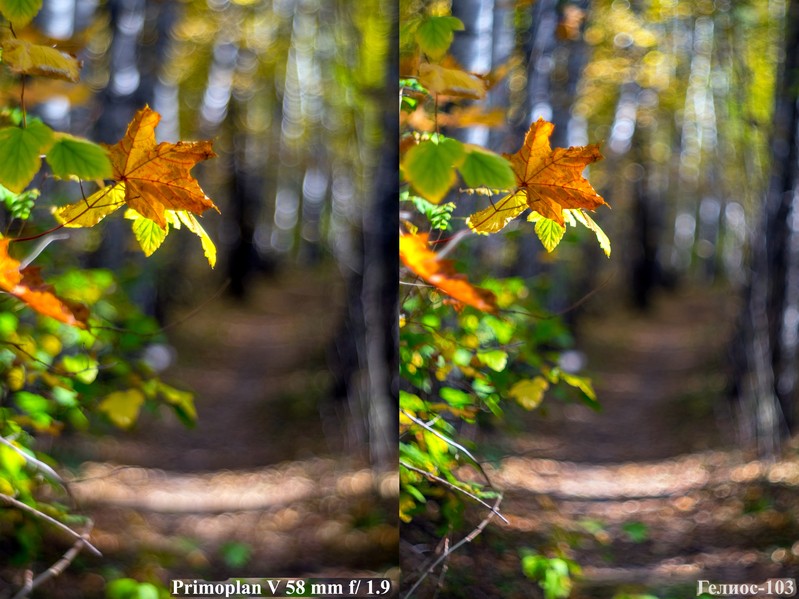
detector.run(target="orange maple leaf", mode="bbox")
[107,106,217,228]
[500,118,605,226]
[400,232,497,313]
[0,239,88,328]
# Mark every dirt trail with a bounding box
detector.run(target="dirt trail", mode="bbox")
[52,266,398,596]
[411,287,799,598]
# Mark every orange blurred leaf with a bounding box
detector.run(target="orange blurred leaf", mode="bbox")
[400,232,497,313]
[0,239,88,328]
[106,106,217,228]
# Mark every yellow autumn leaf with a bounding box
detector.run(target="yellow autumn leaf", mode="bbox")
[53,183,126,227]
[466,193,528,234]
[1,38,81,82]
[98,389,145,429]
[418,62,486,99]
[508,377,549,410]
[175,211,217,268]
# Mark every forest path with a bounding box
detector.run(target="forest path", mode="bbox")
[439,286,799,598]
[58,266,398,593]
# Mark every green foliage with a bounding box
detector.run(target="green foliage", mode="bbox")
[403,191,455,231]
[400,2,611,593]
[219,541,253,569]
[0,0,42,26]
[402,136,466,203]
[621,521,649,543]
[0,184,38,220]
[0,120,54,192]
[520,550,581,599]
[402,134,514,204]
[106,578,165,599]
[0,1,215,594]
[46,134,112,181]
[415,15,464,61]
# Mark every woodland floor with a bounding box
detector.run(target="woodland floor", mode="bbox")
[14,274,799,599]
[32,265,399,598]
[401,285,799,598]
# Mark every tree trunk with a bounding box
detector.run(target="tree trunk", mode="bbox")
[733,0,799,456]
[328,3,398,471]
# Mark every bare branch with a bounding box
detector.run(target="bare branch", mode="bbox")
[402,493,504,598]
[11,525,94,599]
[0,436,66,491]
[400,409,499,492]
[399,460,507,524]
[0,493,102,557]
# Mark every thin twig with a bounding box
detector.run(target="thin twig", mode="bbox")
[18,233,70,269]
[402,493,504,598]
[399,460,507,524]
[11,525,94,599]
[400,409,498,493]
[89,279,231,337]
[432,536,449,599]
[432,228,472,260]
[0,436,66,491]
[0,493,101,557]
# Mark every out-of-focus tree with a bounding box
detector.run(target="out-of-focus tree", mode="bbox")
[161,0,397,466]
[733,0,799,457]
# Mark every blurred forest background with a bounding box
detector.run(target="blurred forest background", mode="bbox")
[399,0,799,597]
[1,0,399,595]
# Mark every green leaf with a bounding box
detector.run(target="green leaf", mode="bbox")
[406,194,456,230]
[0,0,42,26]
[404,484,426,503]
[459,146,515,190]
[105,578,160,599]
[46,134,112,180]
[401,137,466,203]
[508,377,549,410]
[60,354,98,385]
[14,391,49,416]
[483,315,515,345]
[622,521,649,543]
[531,213,565,252]
[156,381,196,426]
[476,349,508,372]
[1,184,38,220]
[129,211,168,257]
[400,441,435,470]
[0,313,18,337]
[560,371,599,408]
[0,443,26,477]
[439,386,472,408]
[0,121,55,192]
[399,390,425,412]
[98,389,145,429]
[219,541,252,569]
[415,15,464,60]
